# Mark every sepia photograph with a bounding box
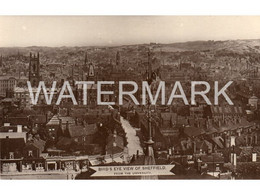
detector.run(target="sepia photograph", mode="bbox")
[0,15,260,181]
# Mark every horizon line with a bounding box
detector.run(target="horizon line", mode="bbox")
[1,38,260,49]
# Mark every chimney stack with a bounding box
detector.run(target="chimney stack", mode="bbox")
[17,125,22,133]
[66,121,69,130]
[193,141,196,154]
[252,152,257,162]
[230,136,236,147]
[113,130,117,138]
[75,117,78,125]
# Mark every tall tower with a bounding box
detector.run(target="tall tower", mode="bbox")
[29,52,40,87]
[87,62,95,81]
[84,52,88,65]
[86,62,97,106]
[142,48,157,179]
[146,49,156,85]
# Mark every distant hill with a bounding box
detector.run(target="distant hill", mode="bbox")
[1,39,260,69]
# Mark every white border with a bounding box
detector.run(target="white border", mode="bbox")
[0,180,259,195]
[0,0,259,15]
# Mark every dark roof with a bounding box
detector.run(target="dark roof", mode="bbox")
[222,146,242,155]
[56,137,73,149]
[6,117,30,126]
[196,140,212,150]
[30,115,47,124]
[201,153,224,163]
[24,139,46,153]
[211,136,225,149]
[68,124,97,138]
[184,126,205,137]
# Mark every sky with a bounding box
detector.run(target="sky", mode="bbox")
[0,16,260,47]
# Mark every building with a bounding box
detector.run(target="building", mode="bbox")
[14,86,59,108]
[196,153,225,174]
[29,52,41,87]
[46,115,62,141]
[248,95,258,110]
[0,123,27,142]
[0,76,16,97]
[106,132,125,155]
[0,137,25,172]
[22,139,46,172]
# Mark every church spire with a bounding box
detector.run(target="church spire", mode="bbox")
[146,48,156,85]
[87,62,95,81]
[85,52,88,65]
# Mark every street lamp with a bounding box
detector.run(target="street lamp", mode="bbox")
[144,49,156,157]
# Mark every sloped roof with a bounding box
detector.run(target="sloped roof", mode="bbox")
[56,137,73,149]
[6,117,30,126]
[201,153,224,163]
[250,95,258,100]
[160,112,176,121]
[240,147,251,156]
[211,136,224,149]
[235,135,246,146]
[184,126,205,137]
[46,115,60,125]
[196,140,212,150]
[24,139,45,153]
[32,139,46,152]
[68,123,97,138]
[30,115,47,124]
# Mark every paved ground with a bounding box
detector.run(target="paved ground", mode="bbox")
[120,116,144,156]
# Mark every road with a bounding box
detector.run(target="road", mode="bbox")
[120,116,143,156]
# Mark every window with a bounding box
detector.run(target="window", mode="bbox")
[36,163,42,168]
[9,152,14,159]
[28,150,33,157]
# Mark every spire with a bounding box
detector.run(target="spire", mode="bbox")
[87,62,95,81]
[85,52,88,65]
[147,49,156,85]
[143,48,156,173]
[148,49,152,78]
